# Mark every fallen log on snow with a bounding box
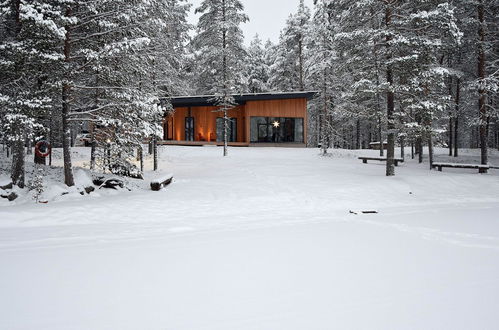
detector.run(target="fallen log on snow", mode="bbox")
[100,178,124,190]
[349,210,378,215]
[93,176,124,190]
[1,191,18,201]
[151,174,173,191]
[0,182,13,190]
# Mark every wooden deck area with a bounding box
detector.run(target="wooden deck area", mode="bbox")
[158,141,307,148]
[158,140,250,147]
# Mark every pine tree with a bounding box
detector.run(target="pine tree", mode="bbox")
[0,0,61,188]
[192,0,248,95]
[269,0,311,92]
[307,0,336,153]
[331,0,460,176]
[246,34,270,93]
[193,0,249,156]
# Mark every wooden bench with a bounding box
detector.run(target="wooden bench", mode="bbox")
[431,162,490,173]
[359,157,404,166]
[151,174,174,191]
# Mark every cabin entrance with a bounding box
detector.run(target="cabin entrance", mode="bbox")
[185,117,194,141]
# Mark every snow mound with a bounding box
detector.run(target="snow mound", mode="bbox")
[74,169,94,188]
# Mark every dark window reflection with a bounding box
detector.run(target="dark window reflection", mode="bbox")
[250,117,304,143]
[216,117,237,142]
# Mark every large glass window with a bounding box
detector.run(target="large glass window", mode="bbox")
[250,117,304,143]
[216,117,237,142]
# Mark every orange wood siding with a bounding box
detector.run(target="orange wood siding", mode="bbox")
[244,98,308,144]
[170,105,245,142]
[245,98,307,117]
[167,98,308,144]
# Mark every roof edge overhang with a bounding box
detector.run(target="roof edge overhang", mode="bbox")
[164,91,318,108]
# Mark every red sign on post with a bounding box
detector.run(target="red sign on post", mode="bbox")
[35,140,51,158]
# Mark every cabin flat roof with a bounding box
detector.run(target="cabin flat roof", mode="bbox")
[166,91,317,107]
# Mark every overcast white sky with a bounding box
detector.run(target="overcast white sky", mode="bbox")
[187,0,315,45]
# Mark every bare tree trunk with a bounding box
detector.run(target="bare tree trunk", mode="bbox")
[428,133,434,170]
[321,69,328,155]
[497,122,499,151]
[223,110,228,157]
[373,31,384,157]
[478,1,488,173]
[90,70,99,171]
[90,136,96,170]
[148,139,153,155]
[153,136,158,171]
[298,38,304,91]
[385,5,395,177]
[448,116,453,156]
[454,78,460,158]
[62,6,75,186]
[378,116,383,157]
[222,0,229,158]
[417,138,423,164]
[356,119,361,150]
[497,121,499,151]
[62,85,75,186]
[10,0,24,186]
[34,153,46,165]
[48,117,53,166]
[316,113,321,147]
[11,135,25,188]
[26,135,32,155]
[139,147,144,173]
[376,91,383,157]
[400,136,405,160]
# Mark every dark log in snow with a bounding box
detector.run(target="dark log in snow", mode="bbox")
[1,192,18,202]
[151,174,173,191]
[0,183,13,190]
[93,177,124,190]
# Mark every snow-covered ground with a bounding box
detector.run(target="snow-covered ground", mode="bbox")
[1,146,499,330]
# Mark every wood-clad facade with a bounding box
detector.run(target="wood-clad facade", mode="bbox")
[162,92,315,147]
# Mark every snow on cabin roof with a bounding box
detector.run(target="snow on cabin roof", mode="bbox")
[164,91,317,108]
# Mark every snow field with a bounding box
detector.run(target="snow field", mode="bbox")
[1,146,499,330]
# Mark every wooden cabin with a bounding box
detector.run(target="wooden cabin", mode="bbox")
[161,91,316,147]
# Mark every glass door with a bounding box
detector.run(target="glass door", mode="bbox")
[216,118,237,142]
[185,117,194,141]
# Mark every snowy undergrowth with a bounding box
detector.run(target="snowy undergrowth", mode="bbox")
[0,148,147,207]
